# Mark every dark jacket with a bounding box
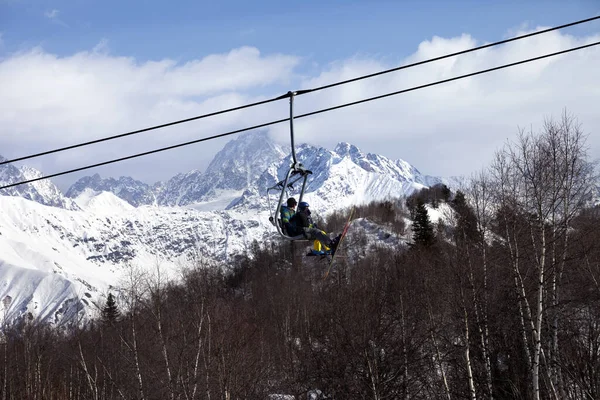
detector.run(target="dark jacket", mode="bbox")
[289,210,315,236]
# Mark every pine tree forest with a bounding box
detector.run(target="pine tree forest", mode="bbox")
[1,113,599,399]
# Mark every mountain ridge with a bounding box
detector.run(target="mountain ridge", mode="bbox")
[0,131,444,328]
[0,155,80,210]
[59,131,443,210]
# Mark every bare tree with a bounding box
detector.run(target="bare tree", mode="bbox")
[120,264,149,400]
[490,111,595,399]
[467,170,496,399]
[144,263,176,400]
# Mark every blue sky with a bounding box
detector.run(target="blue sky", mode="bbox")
[3,1,598,63]
[1,1,600,189]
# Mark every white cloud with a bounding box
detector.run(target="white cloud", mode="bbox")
[0,45,301,188]
[288,28,600,178]
[0,28,599,192]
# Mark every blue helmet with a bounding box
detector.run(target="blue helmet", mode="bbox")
[298,201,309,210]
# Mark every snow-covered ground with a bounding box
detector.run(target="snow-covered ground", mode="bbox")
[0,133,450,327]
[0,193,277,326]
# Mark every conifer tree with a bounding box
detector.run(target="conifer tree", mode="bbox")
[440,184,451,202]
[102,292,120,324]
[412,200,435,246]
[451,190,481,244]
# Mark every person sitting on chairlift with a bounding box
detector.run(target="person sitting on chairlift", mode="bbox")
[289,202,341,255]
[280,197,297,235]
[282,197,330,254]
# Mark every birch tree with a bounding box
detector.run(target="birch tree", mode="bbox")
[467,171,495,399]
[490,111,595,399]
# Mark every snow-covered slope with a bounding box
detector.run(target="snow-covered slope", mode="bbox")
[0,193,274,327]
[1,133,446,327]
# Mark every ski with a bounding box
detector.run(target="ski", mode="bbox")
[323,207,355,280]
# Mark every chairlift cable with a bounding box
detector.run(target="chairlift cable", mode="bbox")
[300,15,600,95]
[1,39,599,191]
[1,15,598,167]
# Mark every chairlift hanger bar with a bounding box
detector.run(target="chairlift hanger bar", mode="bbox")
[275,90,314,169]
[268,90,313,241]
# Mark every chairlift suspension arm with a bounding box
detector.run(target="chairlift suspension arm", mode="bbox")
[267,89,313,241]
[289,92,298,165]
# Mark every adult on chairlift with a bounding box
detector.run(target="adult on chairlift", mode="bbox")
[280,197,297,235]
[289,202,341,255]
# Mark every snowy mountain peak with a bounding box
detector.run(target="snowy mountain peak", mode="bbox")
[334,142,361,157]
[0,156,21,188]
[329,142,438,187]
[0,155,78,210]
[203,130,287,186]
[157,131,287,206]
[73,188,135,214]
[207,131,286,174]
[66,173,155,207]
[228,139,443,213]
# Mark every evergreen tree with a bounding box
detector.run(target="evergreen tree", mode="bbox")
[102,292,120,324]
[451,190,481,245]
[440,184,451,202]
[452,190,467,208]
[412,200,435,246]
